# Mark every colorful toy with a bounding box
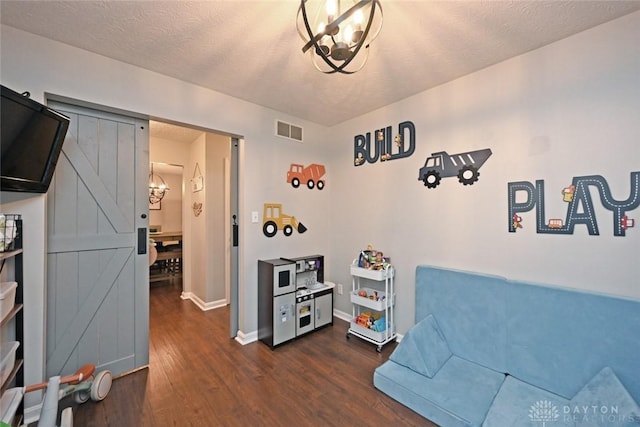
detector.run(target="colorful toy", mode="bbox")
[358,245,391,270]
[356,311,382,330]
[24,364,112,427]
[372,316,387,332]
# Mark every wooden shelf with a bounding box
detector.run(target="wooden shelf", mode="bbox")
[0,249,23,260]
[1,359,23,393]
[0,304,23,328]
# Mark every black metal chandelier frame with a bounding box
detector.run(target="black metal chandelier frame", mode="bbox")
[298,0,382,74]
[149,163,169,205]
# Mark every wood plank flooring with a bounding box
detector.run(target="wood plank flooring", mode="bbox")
[59,279,436,426]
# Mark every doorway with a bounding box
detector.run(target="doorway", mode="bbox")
[149,120,240,337]
[148,162,183,285]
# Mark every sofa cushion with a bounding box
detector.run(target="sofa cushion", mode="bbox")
[374,355,505,427]
[569,367,640,427]
[505,280,640,400]
[415,266,509,373]
[389,314,451,378]
[483,375,571,427]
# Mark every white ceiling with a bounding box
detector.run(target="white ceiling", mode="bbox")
[149,121,206,143]
[2,1,640,127]
[151,161,184,176]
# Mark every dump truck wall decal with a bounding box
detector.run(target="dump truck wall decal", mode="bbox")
[418,148,492,188]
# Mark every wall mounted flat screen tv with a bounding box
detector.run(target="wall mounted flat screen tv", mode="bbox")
[1,84,70,193]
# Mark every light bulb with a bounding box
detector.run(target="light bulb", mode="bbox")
[326,0,337,19]
[316,23,330,56]
[354,8,363,26]
[343,24,353,44]
[352,7,364,43]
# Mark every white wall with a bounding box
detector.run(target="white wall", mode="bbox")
[184,132,230,305]
[189,134,207,300]
[150,136,191,166]
[327,11,640,334]
[205,133,231,303]
[149,135,189,238]
[148,171,182,232]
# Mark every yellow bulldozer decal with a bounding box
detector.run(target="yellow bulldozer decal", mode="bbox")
[262,203,307,237]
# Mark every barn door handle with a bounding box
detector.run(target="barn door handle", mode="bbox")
[232,214,238,247]
[138,228,147,254]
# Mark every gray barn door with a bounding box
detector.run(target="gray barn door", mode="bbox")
[46,101,149,377]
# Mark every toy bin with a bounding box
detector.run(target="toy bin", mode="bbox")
[0,281,17,323]
[350,287,393,311]
[350,265,394,281]
[0,387,23,426]
[349,320,395,343]
[0,341,19,386]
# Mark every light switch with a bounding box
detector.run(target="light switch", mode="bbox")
[251,211,259,223]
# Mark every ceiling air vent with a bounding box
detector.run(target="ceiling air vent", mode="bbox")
[276,120,303,142]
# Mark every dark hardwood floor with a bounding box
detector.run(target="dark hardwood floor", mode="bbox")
[58,278,435,426]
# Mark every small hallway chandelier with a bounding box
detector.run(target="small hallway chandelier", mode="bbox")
[149,162,169,204]
[297,0,383,74]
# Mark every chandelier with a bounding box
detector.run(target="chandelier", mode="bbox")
[297,0,383,74]
[149,163,169,204]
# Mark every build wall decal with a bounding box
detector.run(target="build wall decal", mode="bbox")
[508,172,640,236]
[286,163,326,190]
[262,203,307,237]
[354,121,416,166]
[418,148,493,189]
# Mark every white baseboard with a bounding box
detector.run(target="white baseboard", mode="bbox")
[234,329,258,345]
[180,291,227,311]
[179,305,351,345]
[179,293,256,344]
[333,308,351,322]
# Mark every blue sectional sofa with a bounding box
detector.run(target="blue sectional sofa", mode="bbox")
[373,266,640,427]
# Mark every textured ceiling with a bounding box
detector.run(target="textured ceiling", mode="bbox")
[2,1,640,127]
[149,121,206,143]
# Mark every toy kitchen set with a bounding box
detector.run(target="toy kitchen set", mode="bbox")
[258,255,334,349]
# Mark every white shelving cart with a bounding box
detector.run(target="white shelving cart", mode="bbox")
[346,260,396,352]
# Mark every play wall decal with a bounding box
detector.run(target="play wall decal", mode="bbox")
[508,172,639,236]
